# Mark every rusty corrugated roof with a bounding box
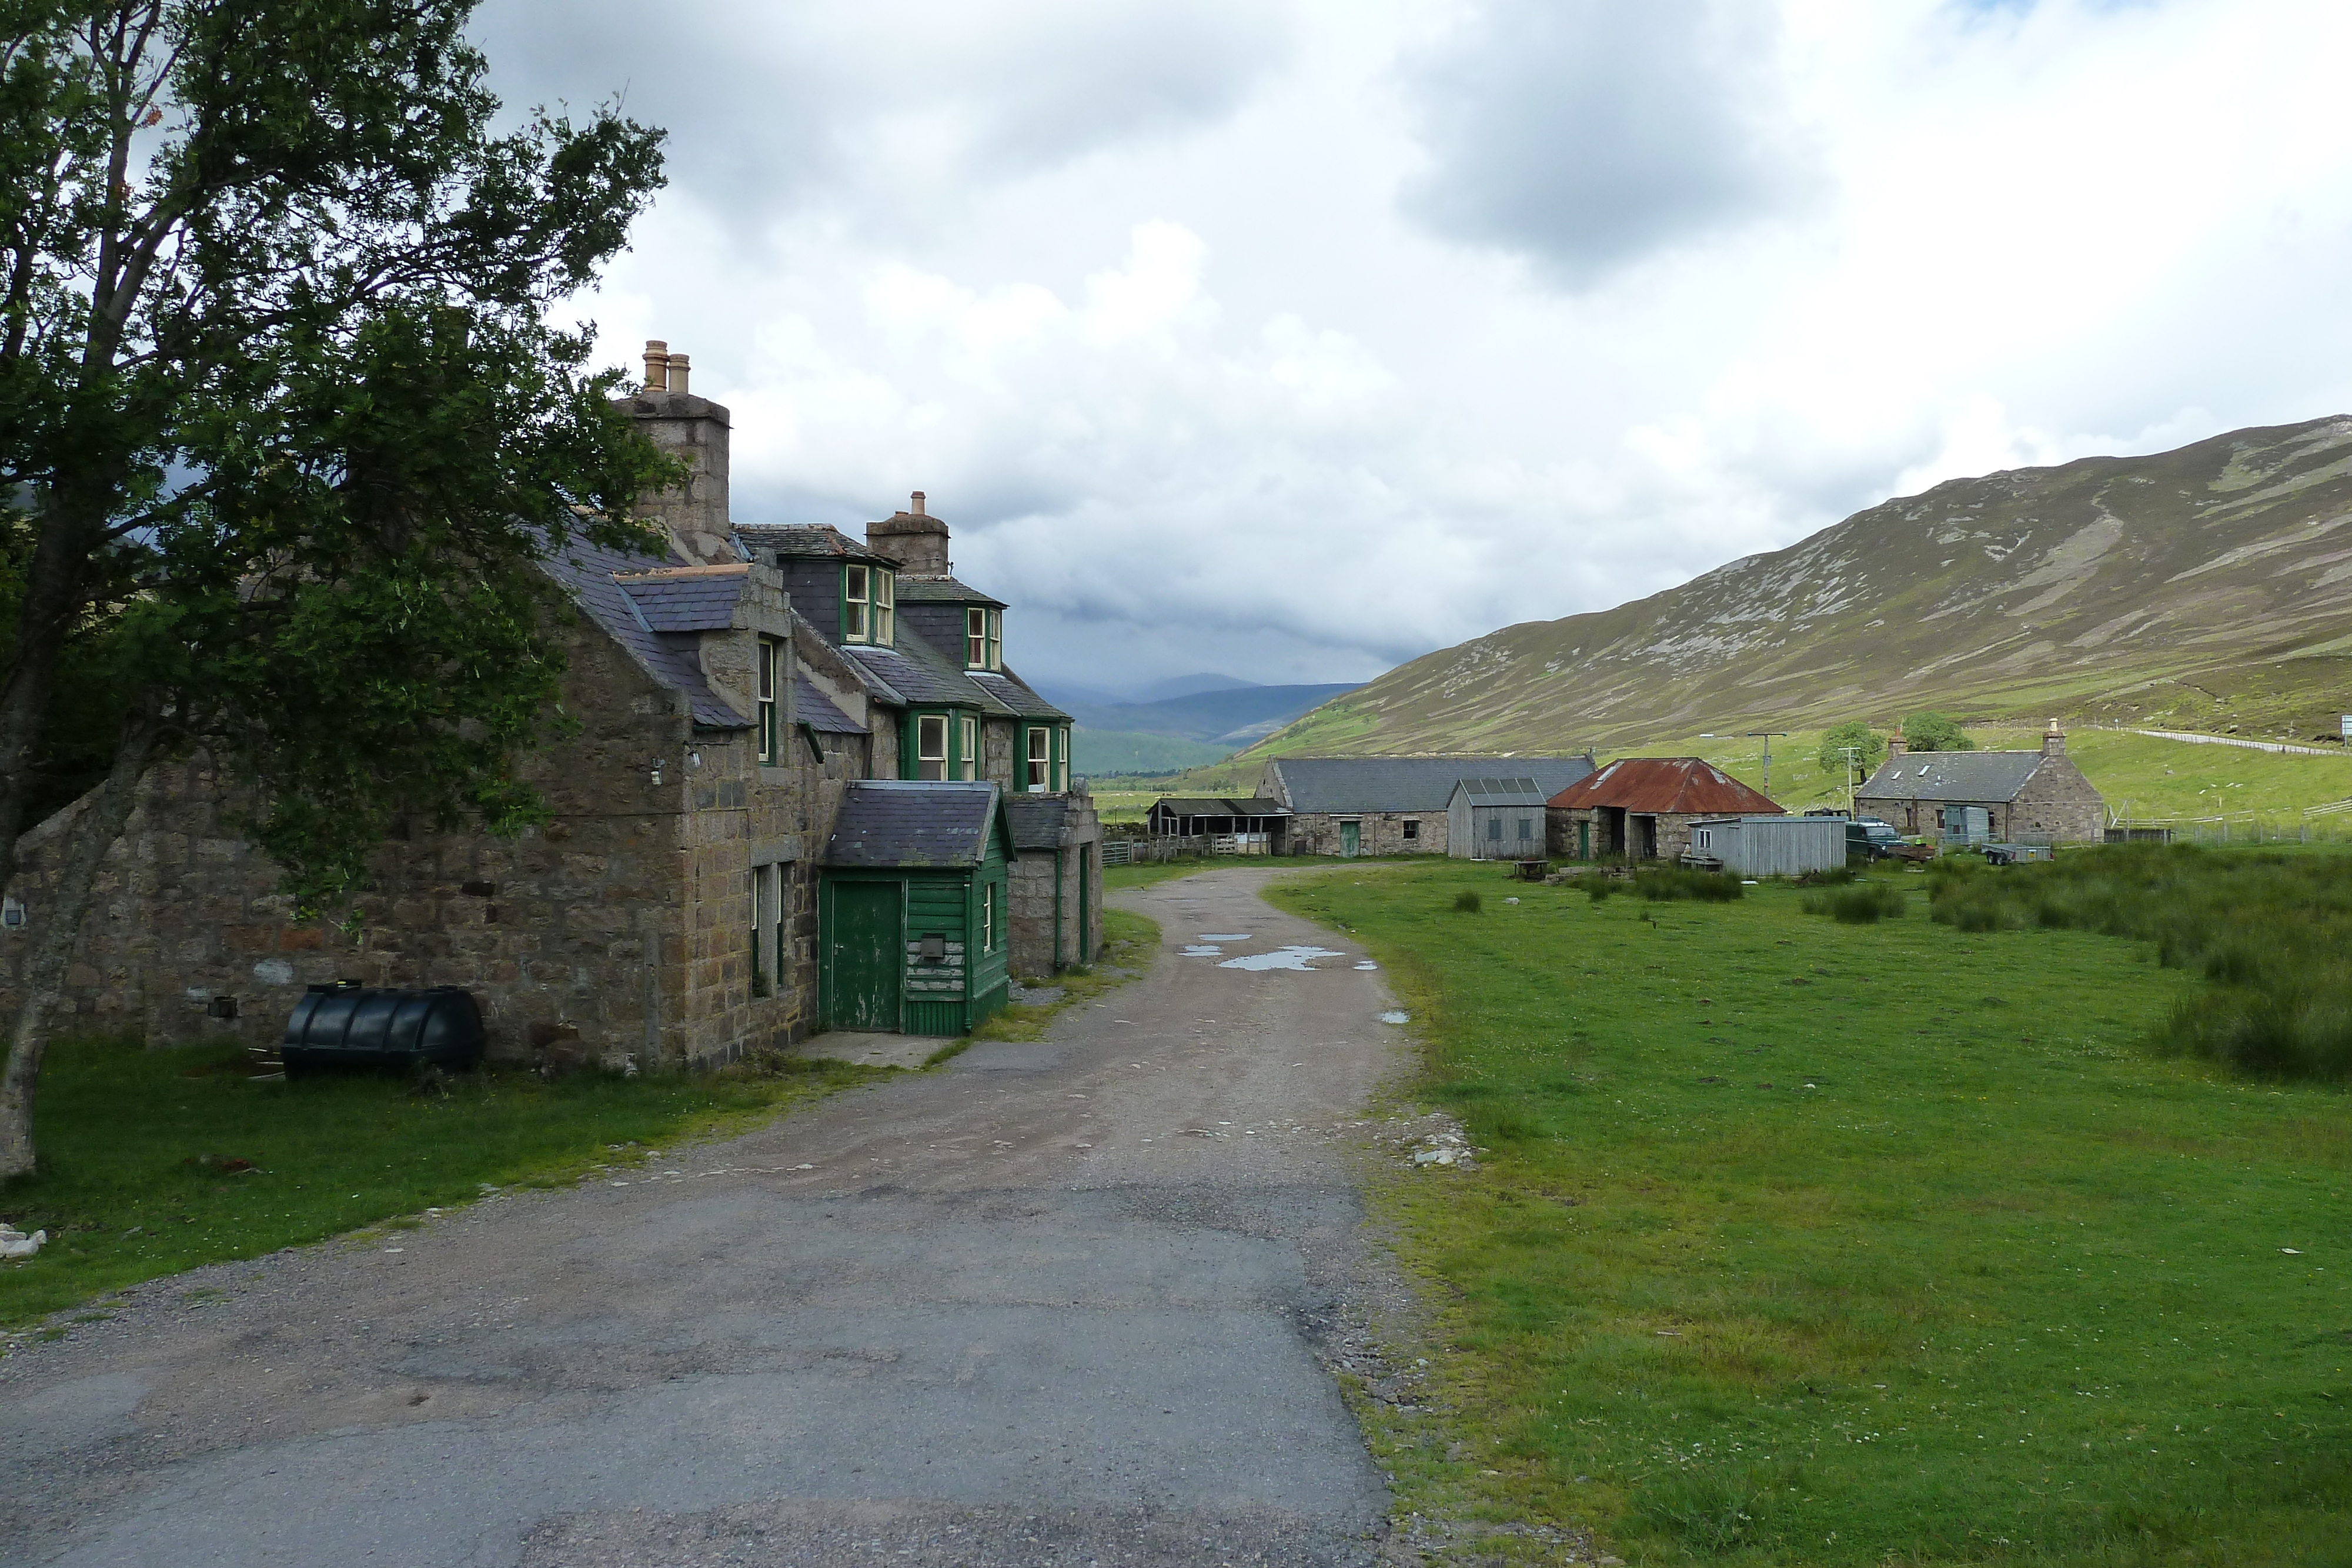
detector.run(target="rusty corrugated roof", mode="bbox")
[1548,758,1783,815]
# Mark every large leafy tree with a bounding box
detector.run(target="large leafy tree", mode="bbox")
[0,0,673,1177]
[1816,721,1886,782]
[1902,711,1976,754]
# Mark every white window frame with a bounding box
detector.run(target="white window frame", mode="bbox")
[916,714,948,780]
[1026,726,1050,791]
[1053,725,1068,792]
[983,881,997,953]
[873,568,894,645]
[959,714,979,781]
[756,637,780,763]
[987,609,1001,671]
[843,564,870,643]
[967,607,987,668]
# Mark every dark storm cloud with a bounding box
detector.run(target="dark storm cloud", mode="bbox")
[1400,0,1812,285]
[469,0,1292,220]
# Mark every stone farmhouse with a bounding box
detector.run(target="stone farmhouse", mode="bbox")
[1854,723,2103,844]
[0,341,1099,1067]
[1547,757,1782,861]
[1258,756,1595,856]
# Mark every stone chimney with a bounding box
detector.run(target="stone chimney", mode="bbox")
[617,339,732,564]
[866,490,951,577]
[1886,723,1907,758]
[2042,718,2066,755]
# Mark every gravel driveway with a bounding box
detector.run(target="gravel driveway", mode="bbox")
[2,866,1415,1567]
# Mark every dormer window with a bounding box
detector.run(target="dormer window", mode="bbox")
[843,564,895,646]
[964,607,1002,671]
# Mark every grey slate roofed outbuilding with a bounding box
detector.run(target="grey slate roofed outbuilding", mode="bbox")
[823,781,1007,868]
[1857,751,2047,803]
[1002,796,1068,851]
[734,523,896,566]
[895,576,1007,609]
[536,533,749,730]
[1271,755,1595,813]
[795,674,863,734]
[1449,777,1551,807]
[1152,797,1289,817]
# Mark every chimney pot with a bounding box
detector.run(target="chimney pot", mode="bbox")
[911,490,926,516]
[668,353,690,396]
[642,339,669,393]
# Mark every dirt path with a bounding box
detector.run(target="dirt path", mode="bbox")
[2,867,1416,1568]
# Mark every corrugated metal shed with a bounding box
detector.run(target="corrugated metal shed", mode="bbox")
[1685,815,1846,877]
[1446,777,1549,858]
[1549,758,1781,815]
[1270,755,1595,813]
[1855,751,2046,803]
[823,781,1007,868]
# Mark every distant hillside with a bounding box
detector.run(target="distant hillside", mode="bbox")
[1071,728,1238,777]
[1055,683,1361,747]
[1251,417,2352,757]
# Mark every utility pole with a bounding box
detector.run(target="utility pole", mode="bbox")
[1747,731,1791,799]
[1838,745,1863,814]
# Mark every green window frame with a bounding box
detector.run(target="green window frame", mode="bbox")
[843,564,896,646]
[756,636,781,763]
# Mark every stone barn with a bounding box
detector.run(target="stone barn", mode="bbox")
[1548,758,1782,862]
[1854,723,2104,844]
[1261,755,1595,857]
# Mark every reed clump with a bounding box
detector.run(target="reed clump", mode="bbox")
[1802,881,1907,923]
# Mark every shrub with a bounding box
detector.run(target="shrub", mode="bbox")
[1802,882,1907,923]
[1452,890,1483,913]
[1635,867,1744,902]
[1587,878,1619,903]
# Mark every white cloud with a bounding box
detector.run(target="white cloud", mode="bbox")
[485,0,2352,694]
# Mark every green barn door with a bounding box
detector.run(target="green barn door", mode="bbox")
[828,881,903,1031]
[1340,821,1360,856]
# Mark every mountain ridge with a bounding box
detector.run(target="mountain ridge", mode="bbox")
[1247,416,2352,757]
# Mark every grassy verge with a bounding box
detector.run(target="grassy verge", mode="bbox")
[0,1047,879,1330]
[1267,860,2351,1566]
[1105,852,1421,895]
[949,907,1161,1054]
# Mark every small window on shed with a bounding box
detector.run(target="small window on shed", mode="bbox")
[1486,818,1501,841]
[983,882,998,953]
[1518,817,1532,841]
[1401,819,1419,841]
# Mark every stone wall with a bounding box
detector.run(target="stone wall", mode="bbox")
[1282,812,1445,857]
[1006,795,1104,976]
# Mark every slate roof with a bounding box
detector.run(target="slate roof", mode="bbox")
[1150,797,1291,818]
[896,575,1007,609]
[1003,796,1068,851]
[845,635,1018,714]
[1857,750,2050,804]
[1269,755,1595,814]
[1549,758,1781,815]
[614,563,748,631]
[734,523,896,566]
[1449,778,1551,808]
[536,533,749,730]
[823,780,1007,868]
[966,669,1068,721]
[795,675,863,734]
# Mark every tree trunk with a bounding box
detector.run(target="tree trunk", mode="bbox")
[0,711,158,1180]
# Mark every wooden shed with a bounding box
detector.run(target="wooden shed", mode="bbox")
[1685,815,1847,877]
[1445,778,1550,859]
[819,781,1014,1036]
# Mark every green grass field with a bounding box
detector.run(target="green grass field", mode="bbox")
[0,1045,881,1330]
[1267,859,2351,1565]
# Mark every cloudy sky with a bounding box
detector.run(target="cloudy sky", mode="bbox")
[473,0,2352,697]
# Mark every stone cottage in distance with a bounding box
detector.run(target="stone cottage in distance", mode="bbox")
[1854,721,2104,843]
[1,340,1101,1066]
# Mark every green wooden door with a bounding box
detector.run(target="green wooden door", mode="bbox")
[828,881,903,1031]
[1340,821,1359,856]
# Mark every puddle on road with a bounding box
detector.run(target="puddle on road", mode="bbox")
[1354,961,1378,970]
[1181,945,1224,957]
[1378,1010,1411,1024]
[1199,933,1252,942]
[1218,945,1345,972]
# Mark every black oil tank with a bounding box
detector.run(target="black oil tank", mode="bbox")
[280,983,485,1076]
